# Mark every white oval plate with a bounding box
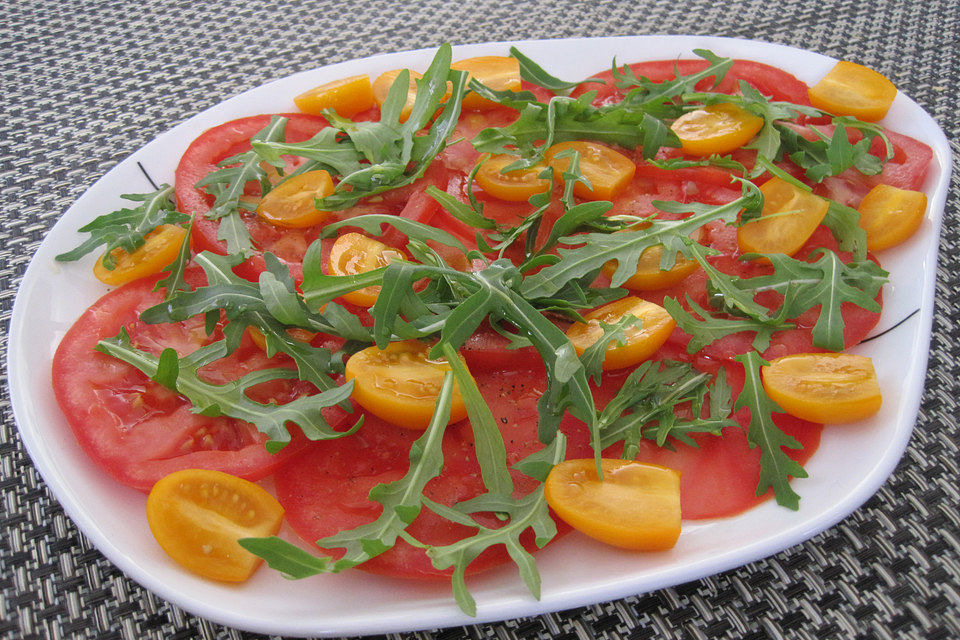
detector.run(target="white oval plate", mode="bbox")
[7,35,952,637]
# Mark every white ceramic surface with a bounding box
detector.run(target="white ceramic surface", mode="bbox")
[7,35,952,637]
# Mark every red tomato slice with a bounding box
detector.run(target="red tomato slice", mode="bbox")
[573,59,812,107]
[175,113,463,282]
[51,274,323,492]
[276,367,593,580]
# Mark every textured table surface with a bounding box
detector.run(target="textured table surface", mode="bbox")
[2,1,958,639]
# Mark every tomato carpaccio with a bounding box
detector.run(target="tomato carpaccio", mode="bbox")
[54,54,932,582]
[51,273,321,492]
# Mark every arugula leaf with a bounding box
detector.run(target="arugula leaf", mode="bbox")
[423,433,566,615]
[141,251,351,388]
[596,361,735,456]
[509,46,602,92]
[55,185,189,267]
[733,351,807,510]
[96,329,358,451]
[250,45,469,212]
[154,225,193,300]
[664,295,793,353]
[521,182,761,299]
[242,372,457,576]
[198,116,290,257]
[742,250,887,351]
[822,200,868,261]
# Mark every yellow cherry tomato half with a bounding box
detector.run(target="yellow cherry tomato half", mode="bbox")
[146,468,284,582]
[256,169,334,229]
[670,103,765,157]
[475,154,550,202]
[761,352,882,424]
[344,340,469,430]
[247,326,317,352]
[857,183,927,251]
[545,459,681,551]
[451,56,521,110]
[737,177,829,258]
[327,232,405,307]
[566,297,676,370]
[94,224,187,286]
[372,69,452,123]
[808,61,898,122]
[545,141,637,201]
[294,74,375,118]
[602,227,703,291]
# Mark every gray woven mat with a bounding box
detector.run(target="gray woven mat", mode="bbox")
[2,1,958,638]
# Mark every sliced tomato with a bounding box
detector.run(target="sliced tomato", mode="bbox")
[51,274,322,492]
[573,59,812,106]
[276,367,594,580]
[175,113,461,283]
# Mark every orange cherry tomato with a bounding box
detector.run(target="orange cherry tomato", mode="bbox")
[761,352,882,424]
[294,74,375,118]
[808,61,897,122]
[545,459,681,551]
[247,326,317,352]
[602,227,703,291]
[566,297,676,370]
[94,224,187,286]
[256,170,334,229]
[450,56,521,110]
[146,468,284,582]
[670,103,764,156]
[475,154,550,202]
[344,340,469,430]
[372,69,452,123]
[327,232,405,307]
[737,177,829,258]
[857,184,927,251]
[545,141,637,201]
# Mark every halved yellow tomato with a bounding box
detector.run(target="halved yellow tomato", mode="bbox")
[857,183,926,251]
[247,326,317,352]
[670,103,764,156]
[475,154,550,202]
[602,227,703,291]
[146,468,284,582]
[372,69,453,123]
[808,61,897,122]
[761,352,882,424]
[566,297,675,370]
[94,224,187,286]
[327,232,405,307]
[737,177,829,258]
[294,74,375,118]
[451,56,521,110]
[545,459,681,551]
[344,340,469,430]
[256,169,334,229]
[545,141,637,200]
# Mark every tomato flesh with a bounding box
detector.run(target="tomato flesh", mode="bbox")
[327,232,405,307]
[344,341,469,430]
[52,274,313,491]
[545,141,636,200]
[545,459,681,551]
[567,297,676,370]
[147,469,284,582]
[94,224,187,286]
[762,353,882,424]
[738,177,830,258]
[809,61,897,122]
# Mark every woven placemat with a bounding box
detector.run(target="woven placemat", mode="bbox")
[2,1,958,638]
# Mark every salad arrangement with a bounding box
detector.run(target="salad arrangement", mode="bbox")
[47,42,933,616]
